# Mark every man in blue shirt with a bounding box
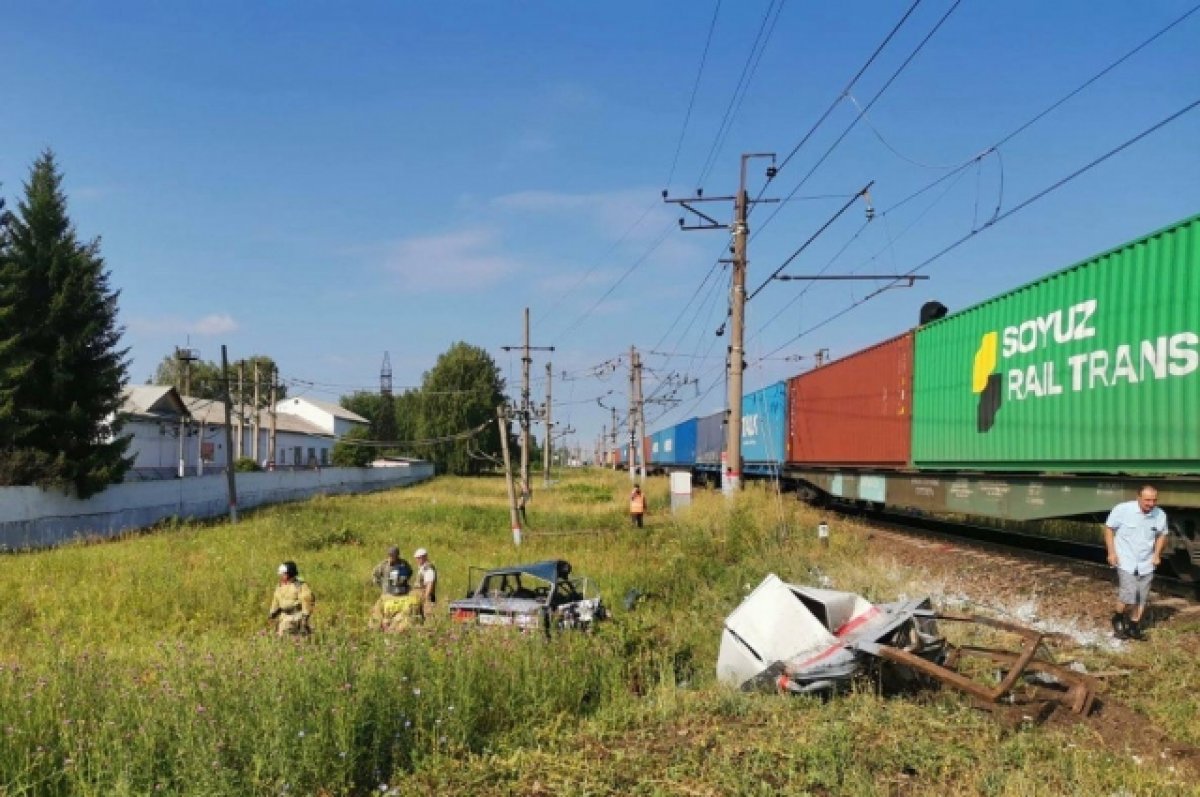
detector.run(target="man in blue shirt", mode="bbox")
[1104,485,1169,640]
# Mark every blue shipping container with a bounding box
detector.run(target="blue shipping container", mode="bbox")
[741,382,788,465]
[695,410,725,466]
[650,428,673,465]
[673,417,698,465]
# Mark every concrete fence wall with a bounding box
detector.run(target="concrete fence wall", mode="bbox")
[0,464,435,551]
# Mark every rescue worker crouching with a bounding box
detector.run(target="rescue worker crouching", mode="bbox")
[370,546,423,632]
[269,561,315,637]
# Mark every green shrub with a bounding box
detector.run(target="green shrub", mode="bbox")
[234,457,261,472]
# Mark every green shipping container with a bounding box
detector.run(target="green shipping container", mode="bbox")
[913,214,1200,473]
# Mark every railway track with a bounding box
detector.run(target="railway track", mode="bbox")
[836,506,1200,603]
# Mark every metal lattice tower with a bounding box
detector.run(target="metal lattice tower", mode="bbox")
[380,351,393,397]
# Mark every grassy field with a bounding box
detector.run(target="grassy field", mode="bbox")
[0,470,1196,796]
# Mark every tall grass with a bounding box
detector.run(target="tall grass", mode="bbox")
[0,471,1194,795]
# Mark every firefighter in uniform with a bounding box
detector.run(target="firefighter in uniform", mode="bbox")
[269,561,315,637]
[370,546,423,631]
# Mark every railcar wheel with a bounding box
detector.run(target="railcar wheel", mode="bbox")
[1165,513,1199,582]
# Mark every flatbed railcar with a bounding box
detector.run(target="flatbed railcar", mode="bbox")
[643,213,1200,578]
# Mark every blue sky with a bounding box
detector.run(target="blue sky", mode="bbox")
[2,1,1197,455]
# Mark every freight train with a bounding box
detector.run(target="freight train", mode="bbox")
[641,213,1200,578]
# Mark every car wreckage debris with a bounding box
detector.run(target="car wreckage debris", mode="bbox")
[718,575,1096,715]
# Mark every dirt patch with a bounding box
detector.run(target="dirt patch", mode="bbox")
[858,526,1194,648]
[857,523,1200,777]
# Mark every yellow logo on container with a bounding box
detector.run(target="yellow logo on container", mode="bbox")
[972,331,1002,433]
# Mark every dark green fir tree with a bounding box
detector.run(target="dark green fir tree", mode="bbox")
[0,151,131,496]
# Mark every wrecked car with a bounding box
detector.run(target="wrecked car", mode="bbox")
[718,574,1095,714]
[449,559,607,632]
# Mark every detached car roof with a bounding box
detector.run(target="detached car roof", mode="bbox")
[475,560,571,583]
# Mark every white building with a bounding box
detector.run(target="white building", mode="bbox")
[118,385,193,478]
[118,387,370,477]
[275,396,369,438]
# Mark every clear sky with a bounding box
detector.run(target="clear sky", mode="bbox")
[3,1,1197,457]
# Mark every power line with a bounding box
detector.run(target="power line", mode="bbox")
[535,198,665,335]
[552,223,674,342]
[666,0,724,189]
[746,182,874,301]
[774,0,924,177]
[754,97,1200,363]
[748,4,1200,355]
[751,0,963,241]
[695,0,788,186]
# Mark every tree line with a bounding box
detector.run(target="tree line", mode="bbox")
[335,341,526,475]
[0,152,129,497]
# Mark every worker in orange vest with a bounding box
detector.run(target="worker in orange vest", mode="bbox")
[629,485,646,529]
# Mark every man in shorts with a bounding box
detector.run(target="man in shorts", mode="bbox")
[1104,485,1169,640]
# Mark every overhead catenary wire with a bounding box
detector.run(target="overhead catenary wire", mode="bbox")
[772,0,925,179]
[751,0,964,241]
[694,0,789,187]
[753,97,1200,364]
[665,0,724,190]
[748,6,1200,359]
[552,223,674,344]
[336,418,496,448]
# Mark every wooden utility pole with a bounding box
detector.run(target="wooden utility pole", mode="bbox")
[500,307,553,500]
[220,345,239,523]
[252,362,260,463]
[543,361,552,488]
[665,152,777,497]
[497,406,522,545]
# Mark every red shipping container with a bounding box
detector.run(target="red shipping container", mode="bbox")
[787,332,913,466]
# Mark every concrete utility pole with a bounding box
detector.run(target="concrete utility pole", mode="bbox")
[252,362,260,463]
[500,307,553,500]
[634,349,647,483]
[610,407,618,470]
[220,345,239,523]
[175,345,199,397]
[628,346,639,484]
[497,406,522,545]
[268,366,278,469]
[235,361,245,460]
[665,152,777,497]
[174,345,199,479]
[543,361,552,488]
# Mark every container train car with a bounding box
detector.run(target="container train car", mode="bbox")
[644,213,1200,577]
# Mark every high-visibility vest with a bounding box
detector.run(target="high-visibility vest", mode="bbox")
[630,493,645,513]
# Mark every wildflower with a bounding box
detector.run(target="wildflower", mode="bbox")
[298,731,306,738]
[379,784,388,792]
[412,687,421,696]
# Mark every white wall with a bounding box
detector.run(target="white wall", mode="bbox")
[0,464,434,551]
[125,420,186,469]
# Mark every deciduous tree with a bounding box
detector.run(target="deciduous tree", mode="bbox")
[416,342,505,475]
